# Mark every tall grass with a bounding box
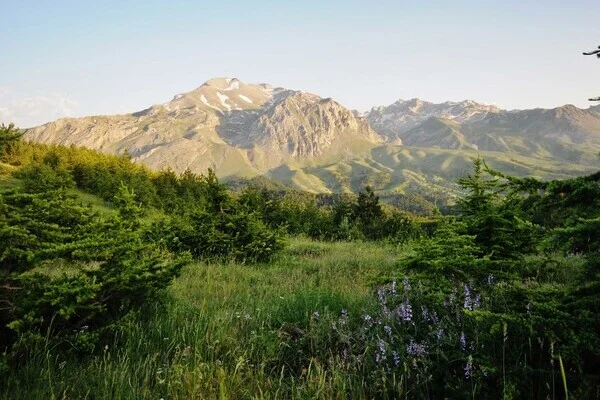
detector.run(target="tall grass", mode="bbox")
[2,238,404,399]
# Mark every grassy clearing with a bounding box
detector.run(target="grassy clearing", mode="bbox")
[3,238,408,399]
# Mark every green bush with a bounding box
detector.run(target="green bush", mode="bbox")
[0,182,188,362]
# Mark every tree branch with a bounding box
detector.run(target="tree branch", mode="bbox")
[583,46,600,57]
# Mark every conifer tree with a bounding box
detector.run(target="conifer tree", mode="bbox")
[458,158,537,260]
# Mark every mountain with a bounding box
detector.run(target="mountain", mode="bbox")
[25,78,381,178]
[22,79,600,195]
[366,99,600,164]
[366,98,500,142]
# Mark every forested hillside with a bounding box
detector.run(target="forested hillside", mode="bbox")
[1,123,599,398]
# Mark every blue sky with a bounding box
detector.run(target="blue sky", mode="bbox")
[1,0,599,127]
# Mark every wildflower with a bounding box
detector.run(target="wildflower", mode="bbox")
[397,300,413,322]
[431,310,439,325]
[437,328,445,340]
[421,306,430,321]
[392,350,400,366]
[384,325,392,336]
[376,339,387,364]
[377,287,386,305]
[381,305,392,320]
[341,309,349,318]
[463,284,473,310]
[473,294,481,310]
[312,311,320,320]
[378,339,386,354]
[464,355,473,379]
[406,339,428,357]
[486,273,495,285]
[449,288,457,306]
[391,278,398,296]
[460,332,467,351]
[403,277,411,292]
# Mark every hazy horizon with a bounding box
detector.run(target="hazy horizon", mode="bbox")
[2,0,599,128]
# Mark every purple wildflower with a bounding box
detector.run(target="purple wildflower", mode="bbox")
[381,305,392,320]
[463,284,473,311]
[406,339,428,357]
[391,279,398,297]
[486,273,495,285]
[377,287,386,305]
[401,301,413,322]
[384,325,392,336]
[460,332,467,351]
[449,288,457,307]
[464,355,473,379]
[473,294,481,310]
[392,350,400,366]
[421,306,430,321]
[403,277,411,292]
[437,328,445,340]
[378,339,386,354]
[376,339,387,364]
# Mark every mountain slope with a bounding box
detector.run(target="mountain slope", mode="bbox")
[25,78,382,177]
[366,99,600,164]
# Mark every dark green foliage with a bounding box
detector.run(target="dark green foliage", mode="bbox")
[0,174,188,361]
[0,190,102,273]
[458,157,539,259]
[14,162,75,192]
[148,210,285,263]
[0,124,23,160]
[405,219,491,281]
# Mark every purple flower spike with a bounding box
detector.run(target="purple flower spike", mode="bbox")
[463,284,473,311]
[464,355,473,379]
[460,332,467,351]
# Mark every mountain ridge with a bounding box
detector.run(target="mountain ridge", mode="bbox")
[22,77,600,194]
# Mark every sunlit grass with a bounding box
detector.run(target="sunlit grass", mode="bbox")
[2,237,408,399]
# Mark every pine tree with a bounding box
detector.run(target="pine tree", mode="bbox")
[458,158,537,260]
[0,123,23,160]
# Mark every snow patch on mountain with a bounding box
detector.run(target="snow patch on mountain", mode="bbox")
[238,94,253,104]
[216,92,231,111]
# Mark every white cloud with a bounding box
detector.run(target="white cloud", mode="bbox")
[0,88,80,128]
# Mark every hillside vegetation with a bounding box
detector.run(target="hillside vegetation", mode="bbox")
[1,123,599,398]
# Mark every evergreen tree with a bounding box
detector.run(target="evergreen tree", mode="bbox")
[458,158,537,260]
[0,123,23,161]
